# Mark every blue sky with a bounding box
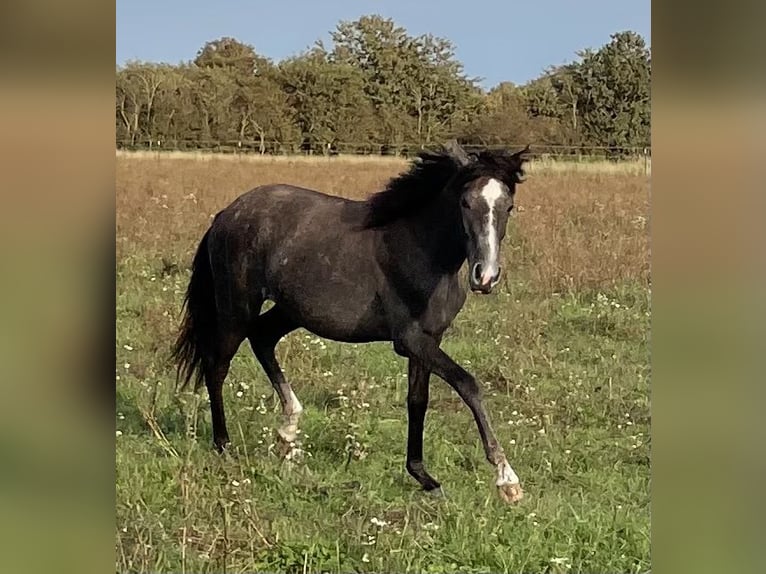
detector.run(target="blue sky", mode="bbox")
[116,0,650,89]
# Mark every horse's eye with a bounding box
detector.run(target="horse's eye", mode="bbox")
[461,197,470,209]
[507,204,514,213]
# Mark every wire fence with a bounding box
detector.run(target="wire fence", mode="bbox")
[117,139,651,174]
[116,139,651,160]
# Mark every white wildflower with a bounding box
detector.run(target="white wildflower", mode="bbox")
[549,556,571,567]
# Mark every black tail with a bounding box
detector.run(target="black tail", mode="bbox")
[172,228,216,391]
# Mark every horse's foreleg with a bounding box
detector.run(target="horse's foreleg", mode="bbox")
[395,329,523,504]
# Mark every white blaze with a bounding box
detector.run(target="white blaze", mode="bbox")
[479,178,505,285]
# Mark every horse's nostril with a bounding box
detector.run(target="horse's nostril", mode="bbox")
[472,263,482,282]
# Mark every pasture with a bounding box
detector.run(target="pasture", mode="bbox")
[116,154,650,573]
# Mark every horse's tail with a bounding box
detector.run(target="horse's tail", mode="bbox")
[172,227,216,391]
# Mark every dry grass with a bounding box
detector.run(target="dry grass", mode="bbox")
[117,150,650,175]
[117,149,409,165]
[528,155,650,176]
[117,156,649,294]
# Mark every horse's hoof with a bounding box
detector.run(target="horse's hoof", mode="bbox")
[275,438,293,458]
[497,482,524,504]
[214,440,231,454]
[277,427,297,444]
[427,486,446,499]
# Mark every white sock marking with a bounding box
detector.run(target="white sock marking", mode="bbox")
[287,389,303,415]
[278,389,303,442]
[496,459,520,486]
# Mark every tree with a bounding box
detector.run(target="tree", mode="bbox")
[458,82,560,148]
[114,21,651,155]
[329,15,481,146]
[280,47,376,153]
[116,66,141,146]
[408,34,484,143]
[194,37,266,76]
[116,61,175,146]
[187,39,299,150]
[521,31,651,151]
[146,65,194,144]
[573,31,651,149]
[523,68,582,146]
[330,16,417,144]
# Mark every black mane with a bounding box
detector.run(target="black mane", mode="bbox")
[470,149,528,187]
[362,151,461,229]
[361,146,529,229]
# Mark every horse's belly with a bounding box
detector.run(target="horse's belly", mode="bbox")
[270,272,390,343]
[287,297,390,343]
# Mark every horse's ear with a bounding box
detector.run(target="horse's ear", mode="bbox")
[511,144,531,161]
[443,139,473,167]
[511,144,531,183]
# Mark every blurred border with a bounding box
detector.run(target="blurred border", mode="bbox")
[2,0,765,572]
[0,1,116,573]
[652,1,765,573]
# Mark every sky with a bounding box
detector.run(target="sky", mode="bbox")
[116,0,650,89]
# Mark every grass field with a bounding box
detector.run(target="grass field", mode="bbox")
[116,149,651,176]
[116,155,650,573]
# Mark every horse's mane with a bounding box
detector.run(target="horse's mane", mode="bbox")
[361,147,529,229]
[361,151,462,229]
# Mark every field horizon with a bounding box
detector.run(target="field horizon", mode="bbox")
[116,149,651,177]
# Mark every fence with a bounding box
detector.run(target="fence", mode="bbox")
[117,139,651,160]
[117,140,651,174]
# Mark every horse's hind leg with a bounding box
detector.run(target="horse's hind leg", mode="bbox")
[205,328,246,452]
[248,306,302,443]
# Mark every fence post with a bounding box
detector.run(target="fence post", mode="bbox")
[643,147,648,175]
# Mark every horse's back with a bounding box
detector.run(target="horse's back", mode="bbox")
[224,183,355,222]
[209,184,360,249]
[205,183,388,340]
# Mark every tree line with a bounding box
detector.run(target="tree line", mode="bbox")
[116,15,650,156]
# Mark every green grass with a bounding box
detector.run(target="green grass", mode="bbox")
[116,253,649,573]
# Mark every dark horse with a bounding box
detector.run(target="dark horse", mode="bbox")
[173,141,530,503]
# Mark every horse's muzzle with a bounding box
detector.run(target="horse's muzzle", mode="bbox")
[469,263,501,294]
[470,283,494,294]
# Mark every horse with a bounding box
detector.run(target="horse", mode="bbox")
[173,141,530,503]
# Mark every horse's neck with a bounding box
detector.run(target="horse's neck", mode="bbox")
[399,201,466,274]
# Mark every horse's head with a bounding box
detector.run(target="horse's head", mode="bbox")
[444,141,531,294]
